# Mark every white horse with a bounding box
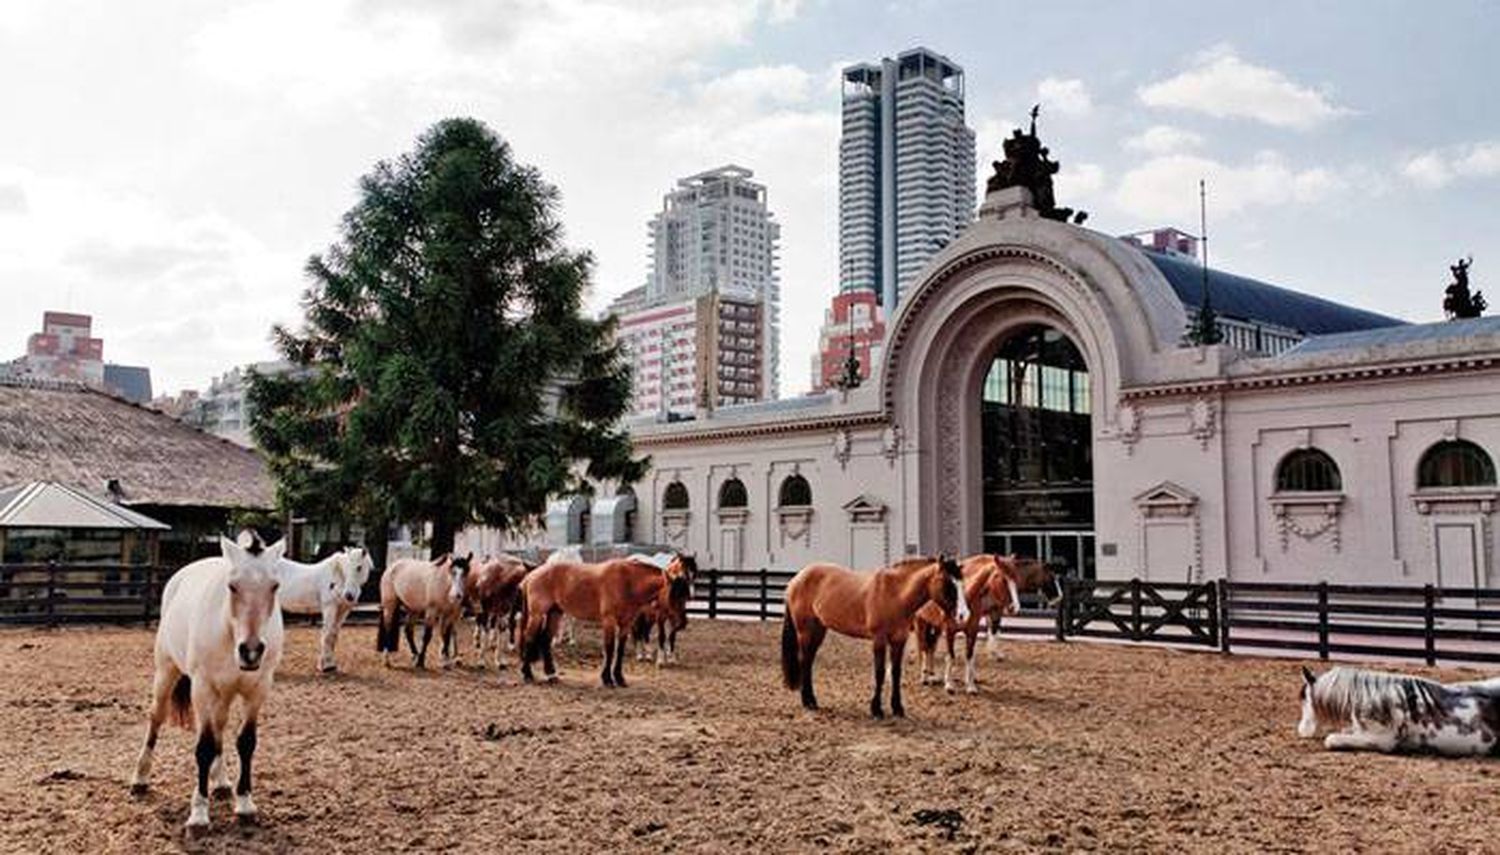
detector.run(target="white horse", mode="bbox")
[1298,665,1500,755]
[130,534,287,831]
[278,547,373,673]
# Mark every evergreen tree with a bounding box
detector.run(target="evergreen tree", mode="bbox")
[250,118,646,555]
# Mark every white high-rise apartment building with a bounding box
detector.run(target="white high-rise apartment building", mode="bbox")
[644,165,780,400]
[839,47,975,309]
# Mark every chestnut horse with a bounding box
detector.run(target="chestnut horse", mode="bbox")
[912,554,1021,694]
[518,553,695,687]
[464,553,533,670]
[377,553,471,669]
[781,555,968,719]
[984,557,1063,660]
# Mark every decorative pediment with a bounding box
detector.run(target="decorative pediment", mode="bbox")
[843,494,888,524]
[1133,481,1197,510]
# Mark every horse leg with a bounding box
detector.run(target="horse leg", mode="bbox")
[890,637,907,718]
[942,627,957,694]
[799,621,825,710]
[233,687,266,822]
[187,688,227,831]
[540,610,559,682]
[869,639,888,719]
[613,625,628,687]
[416,621,433,670]
[963,628,980,694]
[130,661,178,794]
[318,604,339,673]
[404,614,419,664]
[987,611,1006,662]
[600,621,617,688]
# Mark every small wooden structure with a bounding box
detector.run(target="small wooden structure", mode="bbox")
[0,480,168,564]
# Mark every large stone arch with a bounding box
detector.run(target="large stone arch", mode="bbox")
[881,207,1187,555]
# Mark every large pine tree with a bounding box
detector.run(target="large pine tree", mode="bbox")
[250,118,645,556]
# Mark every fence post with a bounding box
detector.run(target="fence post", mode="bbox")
[759,568,768,621]
[143,567,153,623]
[45,560,58,628]
[1205,580,1220,649]
[1423,583,1437,667]
[1316,581,1329,660]
[1130,577,1142,641]
[1054,579,1068,642]
[707,570,718,620]
[1217,580,1231,655]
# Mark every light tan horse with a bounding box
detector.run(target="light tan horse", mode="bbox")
[464,554,533,670]
[377,553,471,669]
[781,555,968,718]
[518,553,695,687]
[912,554,1021,694]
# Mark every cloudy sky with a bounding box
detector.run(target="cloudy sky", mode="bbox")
[2,0,1497,397]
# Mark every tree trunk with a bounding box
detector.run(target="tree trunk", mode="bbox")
[430,516,457,560]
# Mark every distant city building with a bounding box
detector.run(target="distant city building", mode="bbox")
[811,290,886,392]
[840,47,976,309]
[612,291,766,418]
[152,361,293,448]
[644,165,780,398]
[5,311,152,402]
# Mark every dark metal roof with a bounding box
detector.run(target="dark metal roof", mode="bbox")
[103,364,153,404]
[1142,249,1407,335]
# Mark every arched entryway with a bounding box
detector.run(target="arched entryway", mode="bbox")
[979,325,1094,578]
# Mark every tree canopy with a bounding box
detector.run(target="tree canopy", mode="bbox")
[250,118,646,554]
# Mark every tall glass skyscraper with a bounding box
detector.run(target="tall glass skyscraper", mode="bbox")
[839,47,975,309]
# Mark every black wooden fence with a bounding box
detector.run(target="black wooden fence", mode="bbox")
[9,562,1500,667]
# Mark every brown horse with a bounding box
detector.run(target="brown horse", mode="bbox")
[377,553,471,669]
[912,554,1021,694]
[781,555,967,718]
[631,558,696,665]
[518,553,695,687]
[985,557,1062,660]
[464,554,533,670]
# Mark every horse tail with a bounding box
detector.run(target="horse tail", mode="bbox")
[168,674,193,729]
[780,615,801,691]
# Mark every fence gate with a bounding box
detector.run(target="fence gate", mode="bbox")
[1062,578,1220,647]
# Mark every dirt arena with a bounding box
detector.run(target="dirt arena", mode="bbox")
[1,621,1497,854]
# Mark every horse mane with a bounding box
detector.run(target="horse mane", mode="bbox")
[887,556,937,573]
[1312,667,1448,727]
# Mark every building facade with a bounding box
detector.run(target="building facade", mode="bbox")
[811,290,886,392]
[553,185,1499,593]
[839,47,976,309]
[644,165,780,399]
[5,311,153,402]
[614,291,767,418]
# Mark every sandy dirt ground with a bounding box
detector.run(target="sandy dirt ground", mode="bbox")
[1,620,1498,853]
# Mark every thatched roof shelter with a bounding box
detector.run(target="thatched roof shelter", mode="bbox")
[0,379,273,511]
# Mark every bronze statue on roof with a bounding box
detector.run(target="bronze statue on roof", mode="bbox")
[986,105,1088,225]
[1443,256,1487,320]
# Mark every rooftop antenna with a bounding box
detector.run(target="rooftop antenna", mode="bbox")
[1188,178,1222,345]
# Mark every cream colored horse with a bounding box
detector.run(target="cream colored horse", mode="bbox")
[378,554,471,669]
[129,534,287,832]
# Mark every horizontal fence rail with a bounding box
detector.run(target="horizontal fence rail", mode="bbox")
[9,560,1500,668]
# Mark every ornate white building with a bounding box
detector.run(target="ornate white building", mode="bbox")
[556,183,1500,590]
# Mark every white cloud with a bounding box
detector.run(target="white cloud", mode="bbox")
[1113,151,1345,223]
[1138,45,1353,129]
[1036,77,1091,117]
[1057,162,1106,200]
[694,65,816,111]
[1403,141,1500,188]
[1123,125,1204,155]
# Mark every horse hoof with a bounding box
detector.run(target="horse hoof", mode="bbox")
[129,782,149,797]
[235,812,259,826]
[212,784,233,799]
[944,684,955,695]
[965,685,979,696]
[892,707,906,719]
[319,664,337,674]
[544,674,559,684]
[615,678,628,689]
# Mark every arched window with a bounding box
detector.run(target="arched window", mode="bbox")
[718,478,748,509]
[1275,449,1342,492]
[1418,440,1497,488]
[778,474,812,507]
[662,482,689,510]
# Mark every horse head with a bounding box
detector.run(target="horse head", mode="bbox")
[659,554,696,629]
[220,533,286,672]
[337,547,372,605]
[1297,666,1321,738]
[929,554,969,622]
[448,552,473,605]
[985,555,1021,616]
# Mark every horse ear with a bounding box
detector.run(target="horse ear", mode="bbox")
[264,538,288,563]
[220,535,247,565]
[1302,665,1316,686]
